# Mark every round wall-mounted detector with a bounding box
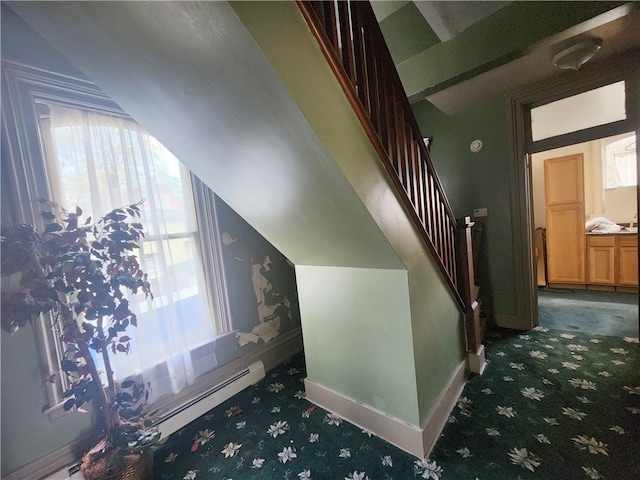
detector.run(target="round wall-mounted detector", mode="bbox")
[470,139,483,153]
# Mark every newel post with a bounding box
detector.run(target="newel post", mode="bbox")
[457,216,486,374]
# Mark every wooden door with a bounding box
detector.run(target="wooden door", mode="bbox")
[544,155,586,286]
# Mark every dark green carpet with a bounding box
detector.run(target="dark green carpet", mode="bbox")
[538,288,638,338]
[431,327,640,479]
[154,328,640,479]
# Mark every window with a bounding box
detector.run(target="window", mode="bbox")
[603,133,637,188]
[2,61,232,407]
[530,81,627,142]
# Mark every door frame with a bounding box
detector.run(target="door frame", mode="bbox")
[507,53,640,331]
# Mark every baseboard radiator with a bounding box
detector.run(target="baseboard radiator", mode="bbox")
[154,361,265,439]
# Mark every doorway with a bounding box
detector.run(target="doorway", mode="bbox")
[507,55,639,336]
[531,133,638,337]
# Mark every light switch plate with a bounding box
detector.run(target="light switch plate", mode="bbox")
[473,208,488,217]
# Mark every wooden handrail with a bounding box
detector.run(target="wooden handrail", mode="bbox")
[298,0,464,309]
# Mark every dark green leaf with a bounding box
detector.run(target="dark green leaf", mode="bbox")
[81,322,95,334]
[61,359,78,372]
[89,338,106,351]
[44,223,63,234]
[66,219,78,232]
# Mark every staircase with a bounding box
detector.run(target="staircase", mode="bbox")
[297,0,482,354]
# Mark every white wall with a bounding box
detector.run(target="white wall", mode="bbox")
[604,186,636,223]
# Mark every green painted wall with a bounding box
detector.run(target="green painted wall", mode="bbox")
[0,7,301,475]
[0,2,82,76]
[413,97,515,321]
[1,6,96,475]
[1,325,98,475]
[397,1,627,97]
[296,266,419,424]
[3,1,470,475]
[233,0,466,429]
[378,1,439,65]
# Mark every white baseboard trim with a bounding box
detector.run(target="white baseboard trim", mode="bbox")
[305,359,468,459]
[468,344,487,375]
[4,328,304,480]
[305,379,425,457]
[419,359,468,458]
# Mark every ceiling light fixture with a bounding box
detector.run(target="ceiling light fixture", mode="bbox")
[551,38,602,71]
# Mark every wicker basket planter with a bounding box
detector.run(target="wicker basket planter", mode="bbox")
[80,446,153,480]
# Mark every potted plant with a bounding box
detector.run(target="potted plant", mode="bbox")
[1,199,160,479]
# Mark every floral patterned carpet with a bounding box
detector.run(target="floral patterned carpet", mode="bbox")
[154,327,639,480]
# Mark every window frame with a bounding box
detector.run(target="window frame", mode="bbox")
[602,133,637,189]
[1,59,233,416]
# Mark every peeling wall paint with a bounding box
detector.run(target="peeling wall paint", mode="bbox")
[215,195,300,350]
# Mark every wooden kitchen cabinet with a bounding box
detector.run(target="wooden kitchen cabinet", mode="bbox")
[586,234,638,292]
[545,155,586,287]
[617,235,638,290]
[587,235,615,285]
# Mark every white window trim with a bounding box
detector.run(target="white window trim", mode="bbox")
[192,177,234,334]
[2,60,233,417]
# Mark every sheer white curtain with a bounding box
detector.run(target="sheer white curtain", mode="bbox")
[613,152,636,187]
[46,104,217,402]
[604,134,637,188]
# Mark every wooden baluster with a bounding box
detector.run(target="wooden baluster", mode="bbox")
[320,1,339,53]
[438,201,449,265]
[401,103,410,190]
[365,38,380,130]
[375,53,387,152]
[447,218,457,286]
[411,139,423,224]
[416,147,427,229]
[394,92,405,179]
[408,133,418,217]
[350,4,369,111]
[297,0,464,310]
[386,84,397,170]
[337,1,355,84]
[435,180,442,256]
[442,213,450,274]
[425,172,432,241]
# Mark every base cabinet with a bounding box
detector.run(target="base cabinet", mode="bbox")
[586,234,638,292]
[618,236,639,288]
